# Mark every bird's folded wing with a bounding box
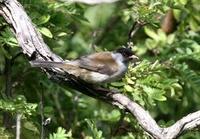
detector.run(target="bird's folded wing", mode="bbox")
[70,52,118,76]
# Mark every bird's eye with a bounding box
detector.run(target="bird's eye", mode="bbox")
[122,53,128,57]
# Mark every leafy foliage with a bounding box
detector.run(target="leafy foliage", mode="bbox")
[84,119,104,139]
[49,127,72,139]
[0,94,37,115]
[0,0,200,138]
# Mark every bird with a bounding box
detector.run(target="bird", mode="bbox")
[31,48,139,86]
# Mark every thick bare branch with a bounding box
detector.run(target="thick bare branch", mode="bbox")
[111,93,164,138]
[0,0,61,61]
[164,110,200,138]
[0,0,200,138]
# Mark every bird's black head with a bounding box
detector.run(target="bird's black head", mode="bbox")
[115,48,134,57]
[113,48,138,63]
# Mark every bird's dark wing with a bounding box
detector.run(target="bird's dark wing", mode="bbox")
[69,52,118,76]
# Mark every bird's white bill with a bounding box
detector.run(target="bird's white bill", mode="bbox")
[129,55,139,59]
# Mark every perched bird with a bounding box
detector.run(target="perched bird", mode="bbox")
[31,48,138,85]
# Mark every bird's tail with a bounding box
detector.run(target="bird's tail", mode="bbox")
[30,60,74,69]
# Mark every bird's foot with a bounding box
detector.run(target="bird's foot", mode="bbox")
[97,86,119,97]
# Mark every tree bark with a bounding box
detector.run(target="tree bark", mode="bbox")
[0,0,200,138]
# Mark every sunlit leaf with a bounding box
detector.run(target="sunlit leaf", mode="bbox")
[0,46,12,59]
[179,0,188,5]
[36,15,50,25]
[189,17,199,31]
[144,26,159,40]
[127,78,135,84]
[124,84,134,92]
[38,27,53,38]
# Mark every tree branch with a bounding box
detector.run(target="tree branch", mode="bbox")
[127,21,148,48]
[40,83,46,139]
[16,112,22,139]
[0,0,200,138]
[164,110,200,138]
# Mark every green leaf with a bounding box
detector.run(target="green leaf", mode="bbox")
[57,32,68,37]
[124,84,134,92]
[143,86,167,101]
[173,9,181,20]
[152,95,167,101]
[158,101,169,114]
[167,34,175,44]
[44,106,54,117]
[36,15,50,25]
[71,14,89,23]
[179,0,188,5]
[38,27,53,38]
[150,60,159,70]
[29,12,39,20]
[172,83,182,91]
[7,37,18,47]
[189,17,199,31]
[0,46,12,59]
[24,121,39,132]
[127,78,135,84]
[149,2,162,9]
[85,119,103,139]
[157,29,167,42]
[44,106,54,113]
[144,26,159,40]
[49,127,69,139]
[110,82,125,87]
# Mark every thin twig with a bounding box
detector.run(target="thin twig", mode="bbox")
[66,94,79,132]
[52,92,67,128]
[16,112,22,139]
[3,45,12,128]
[4,45,12,97]
[89,30,97,52]
[96,16,121,45]
[127,21,148,48]
[110,110,126,138]
[128,22,137,42]
[40,83,45,139]
[11,52,23,64]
